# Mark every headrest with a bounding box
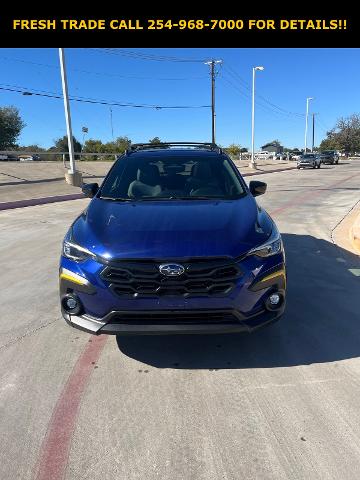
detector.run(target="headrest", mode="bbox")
[192,162,213,180]
[137,164,160,186]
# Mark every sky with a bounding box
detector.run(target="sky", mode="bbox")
[0,48,359,151]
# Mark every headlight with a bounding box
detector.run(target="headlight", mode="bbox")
[248,228,283,258]
[63,241,96,262]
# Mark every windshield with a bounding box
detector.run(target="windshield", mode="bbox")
[99,154,246,200]
[321,151,333,155]
[302,154,316,159]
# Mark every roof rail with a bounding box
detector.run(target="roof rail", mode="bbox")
[126,142,223,155]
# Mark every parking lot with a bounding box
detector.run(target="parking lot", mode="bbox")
[1,159,360,480]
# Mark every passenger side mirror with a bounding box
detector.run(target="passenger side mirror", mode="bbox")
[82,183,99,198]
[249,180,267,197]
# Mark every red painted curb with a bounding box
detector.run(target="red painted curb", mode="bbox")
[35,335,108,480]
[0,193,84,211]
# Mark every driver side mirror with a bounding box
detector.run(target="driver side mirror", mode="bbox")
[82,183,99,198]
[249,180,267,197]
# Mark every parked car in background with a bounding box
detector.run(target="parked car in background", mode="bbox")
[254,151,271,160]
[18,154,41,161]
[0,154,8,161]
[320,150,339,164]
[290,152,302,161]
[297,153,321,169]
[275,152,287,160]
[6,154,18,161]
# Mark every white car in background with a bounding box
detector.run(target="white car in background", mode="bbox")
[254,151,271,160]
[291,152,302,161]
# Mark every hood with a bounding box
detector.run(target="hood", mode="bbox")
[72,196,273,260]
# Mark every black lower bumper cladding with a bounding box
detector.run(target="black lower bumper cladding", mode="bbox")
[64,306,285,335]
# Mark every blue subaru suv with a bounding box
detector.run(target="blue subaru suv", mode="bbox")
[60,143,286,335]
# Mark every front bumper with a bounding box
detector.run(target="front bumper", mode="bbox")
[298,162,314,167]
[62,304,285,335]
[60,255,286,335]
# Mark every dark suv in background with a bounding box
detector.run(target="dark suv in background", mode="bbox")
[320,150,339,164]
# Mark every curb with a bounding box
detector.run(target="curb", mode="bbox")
[0,193,84,211]
[0,165,297,212]
[350,211,360,254]
[242,165,297,177]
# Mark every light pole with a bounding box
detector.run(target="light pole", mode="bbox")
[250,66,264,169]
[59,48,82,186]
[304,97,314,153]
[81,126,88,158]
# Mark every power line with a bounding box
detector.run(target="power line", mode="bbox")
[0,55,208,81]
[89,48,208,63]
[224,66,305,118]
[0,84,211,109]
[224,65,305,118]
[220,73,303,123]
[317,116,333,133]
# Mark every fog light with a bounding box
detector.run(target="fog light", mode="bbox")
[66,297,77,310]
[61,294,83,315]
[269,293,280,305]
[264,291,284,311]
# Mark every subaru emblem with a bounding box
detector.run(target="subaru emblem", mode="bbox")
[159,263,185,276]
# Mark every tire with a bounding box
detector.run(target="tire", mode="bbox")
[313,162,316,169]
[317,162,321,168]
[297,166,301,169]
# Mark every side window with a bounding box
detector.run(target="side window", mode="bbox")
[222,160,244,195]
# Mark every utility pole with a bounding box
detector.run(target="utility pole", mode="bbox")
[59,48,82,186]
[304,97,314,153]
[311,113,316,152]
[109,107,114,141]
[205,59,222,144]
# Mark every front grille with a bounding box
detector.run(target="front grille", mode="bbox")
[101,258,242,298]
[107,310,239,325]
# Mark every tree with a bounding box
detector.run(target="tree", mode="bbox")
[319,114,360,154]
[113,136,132,152]
[101,136,132,154]
[53,135,82,159]
[149,136,162,144]
[265,139,281,147]
[225,144,241,157]
[18,144,45,152]
[319,137,338,151]
[0,106,26,150]
[83,139,104,153]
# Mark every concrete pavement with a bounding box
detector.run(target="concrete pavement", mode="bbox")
[0,160,360,480]
[350,207,360,253]
[0,159,297,206]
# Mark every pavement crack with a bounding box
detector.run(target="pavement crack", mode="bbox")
[0,319,58,351]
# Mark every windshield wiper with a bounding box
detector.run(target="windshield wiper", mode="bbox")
[99,196,133,202]
[132,196,224,201]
